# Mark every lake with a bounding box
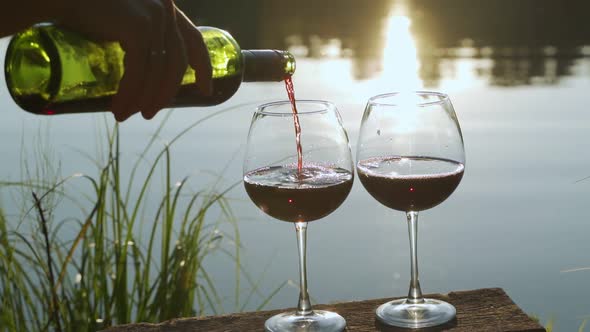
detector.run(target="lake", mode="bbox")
[1,1,590,330]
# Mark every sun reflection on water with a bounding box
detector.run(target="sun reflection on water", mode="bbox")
[283,0,588,103]
[380,14,423,91]
[378,3,489,93]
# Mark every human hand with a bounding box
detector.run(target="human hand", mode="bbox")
[57,0,213,121]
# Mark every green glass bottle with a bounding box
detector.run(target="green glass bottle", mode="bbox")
[4,24,296,115]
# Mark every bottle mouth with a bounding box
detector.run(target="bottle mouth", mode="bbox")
[281,51,296,76]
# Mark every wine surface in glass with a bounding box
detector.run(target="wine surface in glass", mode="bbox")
[357,156,464,212]
[244,165,353,222]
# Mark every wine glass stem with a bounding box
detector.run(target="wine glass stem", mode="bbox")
[406,211,424,304]
[295,221,313,315]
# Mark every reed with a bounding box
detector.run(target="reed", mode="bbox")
[0,107,282,331]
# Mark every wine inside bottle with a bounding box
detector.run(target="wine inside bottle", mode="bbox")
[4,24,296,115]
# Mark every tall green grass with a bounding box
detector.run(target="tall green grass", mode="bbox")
[542,317,587,332]
[0,109,280,331]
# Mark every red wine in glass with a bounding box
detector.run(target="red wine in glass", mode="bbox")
[357,156,464,212]
[244,165,353,222]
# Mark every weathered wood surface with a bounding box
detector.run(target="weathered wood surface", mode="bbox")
[102,288,545,332]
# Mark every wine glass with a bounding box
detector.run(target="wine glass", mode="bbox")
[243,100,354,332]
[356,91,465,328]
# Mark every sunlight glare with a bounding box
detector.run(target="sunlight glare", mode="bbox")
[380,14,423,90]
[388,92,423,133]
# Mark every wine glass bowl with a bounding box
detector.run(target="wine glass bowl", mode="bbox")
[244,100,354,224]
[244,100,353,331]
[356,91,465,328]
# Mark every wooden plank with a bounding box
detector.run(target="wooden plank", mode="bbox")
[102,288,545,332]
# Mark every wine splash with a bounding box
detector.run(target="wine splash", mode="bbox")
[285,75,303,172]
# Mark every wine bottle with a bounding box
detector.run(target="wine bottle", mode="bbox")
[4,24,296,115]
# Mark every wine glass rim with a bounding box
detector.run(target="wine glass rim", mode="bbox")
[256,99,334,116]
[368,91,449,107]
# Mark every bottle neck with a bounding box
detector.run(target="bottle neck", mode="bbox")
[241,50,296,82]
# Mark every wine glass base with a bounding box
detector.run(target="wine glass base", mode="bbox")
[376,298,456,328]
[264,310,346,332]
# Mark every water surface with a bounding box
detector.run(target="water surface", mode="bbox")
[1,1,590,330]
